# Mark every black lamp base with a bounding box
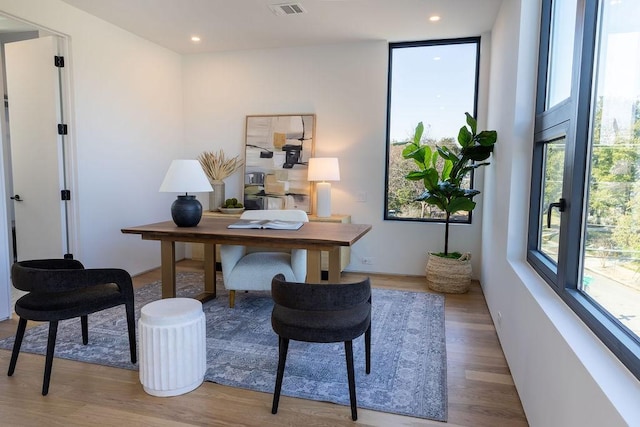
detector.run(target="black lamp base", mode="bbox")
[171,195,203,227]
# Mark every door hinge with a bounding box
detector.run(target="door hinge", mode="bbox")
[61,189,71,201]
[54,56,65,68]
[58,124,68,135]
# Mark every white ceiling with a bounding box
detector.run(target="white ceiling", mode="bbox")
[57,0,502,54]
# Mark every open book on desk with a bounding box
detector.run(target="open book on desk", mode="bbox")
[227,219,304,230]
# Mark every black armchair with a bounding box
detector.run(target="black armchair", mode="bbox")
[7,259,137,395]
[270,274,371,421]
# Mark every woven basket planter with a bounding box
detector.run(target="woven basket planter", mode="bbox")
[425,253,472,293]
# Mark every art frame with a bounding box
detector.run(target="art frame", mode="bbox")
[243,114,315,213]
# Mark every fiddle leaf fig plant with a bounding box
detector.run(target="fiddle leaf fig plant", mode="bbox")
[395,112,497,256]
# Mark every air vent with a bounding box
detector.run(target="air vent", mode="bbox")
[269,3,307,16]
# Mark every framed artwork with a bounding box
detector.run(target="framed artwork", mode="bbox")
[243,114,315,213]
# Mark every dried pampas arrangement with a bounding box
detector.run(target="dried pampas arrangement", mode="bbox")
[198,150,244,182]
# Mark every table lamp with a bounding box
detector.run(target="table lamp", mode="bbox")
[160,159,213,227]
[307,157,340,218]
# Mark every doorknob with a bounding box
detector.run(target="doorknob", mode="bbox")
[546,198,566,228]
[10,194,23,202]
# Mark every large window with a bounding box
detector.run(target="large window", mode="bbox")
[385,38,480,221]
[529,0,640,379]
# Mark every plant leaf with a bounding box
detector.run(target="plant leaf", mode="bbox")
[447,197,476,213]
[413,122,424,145]
[441,159,453,180]
[437,146,458,162]
[464,145,494,161]
[405,170,427,181]
[423,145,433,166]
[476,130,498,146]
[416,191,446,210]
[423,168,439,190]
[458,126,472,148]
[431,150,439,167]
[465,112,477,134]
[402,145,424,163]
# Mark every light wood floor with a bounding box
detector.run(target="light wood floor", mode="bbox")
[0,260,528,426]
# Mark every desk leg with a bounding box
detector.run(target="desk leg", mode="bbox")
[198,243,217,303]
[328,247,341,283]
[307,250,321,283]
[160,240,176,298]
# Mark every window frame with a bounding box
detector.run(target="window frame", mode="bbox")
[384,37,481,223]
[527,0,640,380]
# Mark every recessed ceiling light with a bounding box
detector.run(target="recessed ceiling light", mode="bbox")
[433,56,441,61]
[191,36,201,42]
[429,15,441,22]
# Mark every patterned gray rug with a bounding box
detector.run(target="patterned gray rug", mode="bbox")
[0,272,447,421]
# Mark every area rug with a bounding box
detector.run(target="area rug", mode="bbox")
[0,272,447,421]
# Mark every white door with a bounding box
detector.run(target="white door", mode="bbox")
[5,36,69,260]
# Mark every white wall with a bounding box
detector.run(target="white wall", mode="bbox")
[182,42,486,276]
[482,1,640,425]
[0,0,186,276]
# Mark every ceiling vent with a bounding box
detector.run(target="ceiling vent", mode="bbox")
[269,3,307,16]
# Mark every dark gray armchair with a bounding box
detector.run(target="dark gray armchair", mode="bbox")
[270,274,371,421]
[7,259,137,395]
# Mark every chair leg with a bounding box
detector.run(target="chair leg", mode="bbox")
[125,301,137,364]
[272,336,289,415]
[345,340,358,421]
[365,324,371,374]
[81,315,88,345]
[42,321,59,396]
[229,290,235,308]
[8,317,27,376]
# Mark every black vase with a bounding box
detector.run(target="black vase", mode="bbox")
[171,195,202,227]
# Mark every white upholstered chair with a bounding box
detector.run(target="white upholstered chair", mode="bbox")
[220,209,309,308]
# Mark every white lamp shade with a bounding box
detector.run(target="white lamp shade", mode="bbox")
[159,160,213,193]
[307,157,340,182]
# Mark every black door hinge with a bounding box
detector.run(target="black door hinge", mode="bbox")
[54,56,65,67]
[58,124,68,135]
[61,190,71,201]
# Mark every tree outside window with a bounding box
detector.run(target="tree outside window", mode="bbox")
[385,38,480,222]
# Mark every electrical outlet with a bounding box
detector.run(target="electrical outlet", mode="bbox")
[356,191,367,202]
[497,311,503,325]
[362,257,374,265]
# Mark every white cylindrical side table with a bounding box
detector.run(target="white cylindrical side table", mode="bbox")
[139,297,206,397]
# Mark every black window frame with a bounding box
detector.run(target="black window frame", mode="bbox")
[384,37,481,223]
[527,0,640,380]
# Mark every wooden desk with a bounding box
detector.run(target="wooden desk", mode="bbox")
[191,212,352,272]
[122,217,372,301]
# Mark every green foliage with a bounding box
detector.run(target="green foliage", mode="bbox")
[587,97,640,260]
[432,251,464,259]
[394,112,498,255]
[387,143,428,216]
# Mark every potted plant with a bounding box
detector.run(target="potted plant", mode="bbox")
[198,149,244,211]
[395,112,497,293]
